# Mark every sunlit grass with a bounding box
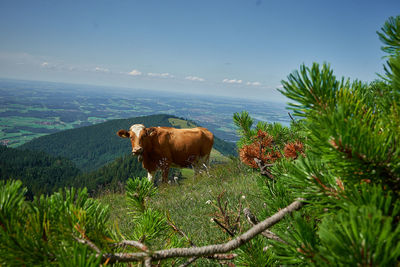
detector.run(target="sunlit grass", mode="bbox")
[98,159,264,246]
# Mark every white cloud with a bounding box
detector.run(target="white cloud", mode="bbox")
[185,76,205,82]
[128,69,142,76]
[95,66,109,73]
[222,78,243,84]
[40,61,58,70]
[246,81,261,86]
[147,72,174,78]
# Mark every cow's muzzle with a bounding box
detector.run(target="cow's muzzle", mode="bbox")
[132,147,144,155]
[132,147,144,162]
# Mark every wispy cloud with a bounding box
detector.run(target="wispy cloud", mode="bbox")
[222,78,243,84]
[95,66,109,73]
[40,61,59,70]
[147,72,174,78]
[246,81,261,86]
[185,76,205,82]
[128,69,142,76]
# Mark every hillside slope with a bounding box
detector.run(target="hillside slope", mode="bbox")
[0,145,80,198]
[20,114,236,171]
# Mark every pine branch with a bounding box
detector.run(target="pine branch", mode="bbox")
[243,207,287,244]
[169,214,237,265]
[73,236,101,254]
[100,199,305,263]
[112,240,149,252]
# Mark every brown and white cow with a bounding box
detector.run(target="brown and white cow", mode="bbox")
[117,124,214,183]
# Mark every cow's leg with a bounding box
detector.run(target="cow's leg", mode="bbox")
[194,155,210,176]
[202,154,210,169]
[147,171,156,182]
[193,162,201,176]
[161,167,170,183]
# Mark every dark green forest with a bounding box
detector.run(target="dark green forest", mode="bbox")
[0,146,80,199]
[20,114,236,171]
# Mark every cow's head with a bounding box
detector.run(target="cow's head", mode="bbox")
[117,124,156,161]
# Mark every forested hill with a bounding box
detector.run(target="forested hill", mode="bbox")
[0,145,80,199]
[19,114,237,171]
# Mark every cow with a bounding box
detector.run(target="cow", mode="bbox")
[117,124,214,183]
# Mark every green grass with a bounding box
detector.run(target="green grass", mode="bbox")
[98,159,264,246]
[168,118,196,129]
[0,116,76,147]
[210,148,229,163]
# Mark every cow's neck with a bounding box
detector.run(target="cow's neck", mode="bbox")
[142,150,161,172]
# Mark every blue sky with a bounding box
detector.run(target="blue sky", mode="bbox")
[0,0,399,102]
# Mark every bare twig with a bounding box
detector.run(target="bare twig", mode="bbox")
[73,236,101,254]
[213,190,242,235]
[208,253,237,260]
[167,215,195,246]
[243,208,287,244]
[212,218,235,237]
[100,199,305,263]
[288,112,296,123]
[144,257,152,267]
[254,158,275,179]
[112,240,149,252]
[179,257,198,267]
[179,254,237,267]
[169,213,236,265]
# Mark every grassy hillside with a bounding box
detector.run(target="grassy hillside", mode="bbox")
[98,158,264,248]
[4,115,235,197]
[20,114,236,171]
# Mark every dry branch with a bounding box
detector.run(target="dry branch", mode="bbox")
[73,236,101,254]
[113,240,149,252]
[179,257,198,267]
[254,158,275,179]
[167,215,194,247]
[212,218,235,237]
[168,212,237,265]
[100,198,305,263]
[243,208,287,244]
[144,257,151,267]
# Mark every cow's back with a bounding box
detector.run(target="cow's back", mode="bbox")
[155,127,213,167]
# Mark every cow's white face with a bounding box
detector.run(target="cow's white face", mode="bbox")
[129,124,145,156]
[130,124,145,139]
[117,124,146,161]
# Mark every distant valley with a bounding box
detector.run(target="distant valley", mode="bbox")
[0,79,289,147]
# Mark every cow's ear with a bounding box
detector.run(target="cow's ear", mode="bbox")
[146,127,157,137]
[117,129,130,138]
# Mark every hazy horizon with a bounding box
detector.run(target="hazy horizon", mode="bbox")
[0,77,289,104]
